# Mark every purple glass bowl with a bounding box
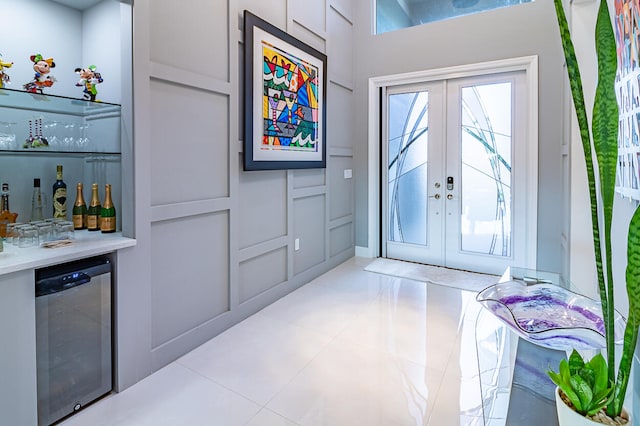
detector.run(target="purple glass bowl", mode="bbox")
[476,281,627,351]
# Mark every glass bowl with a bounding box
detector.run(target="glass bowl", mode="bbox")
[476,280,626,351]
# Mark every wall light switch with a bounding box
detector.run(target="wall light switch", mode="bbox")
[294,238,300,251]
[344,169,352,179]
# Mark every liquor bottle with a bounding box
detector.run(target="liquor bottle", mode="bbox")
[31,178,44,221]
[87,183,101,231]
[0,183,18,238]
[72,183,87,230]
[52,165,67,219]
[100,184,116,233]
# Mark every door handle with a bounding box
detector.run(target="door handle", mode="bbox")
[447,194,453,200]
[428,194,441,199]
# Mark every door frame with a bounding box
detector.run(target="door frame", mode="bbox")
[365,56,539,270]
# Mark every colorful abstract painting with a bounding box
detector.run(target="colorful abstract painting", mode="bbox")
[244,11,327,170]
[614,0,640,199]
[262,43,319,152]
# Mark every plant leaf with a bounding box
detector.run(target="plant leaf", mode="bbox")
[591,0,619,385]
[587,353,608,397]
[610,206,640,415]
[559,358,571,383]
[570,375,592,414]
[548,369,563,387]
[560,385,584,414]
[568,349,585,375]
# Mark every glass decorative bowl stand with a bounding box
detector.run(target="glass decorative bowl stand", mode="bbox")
[476,279,626,351]
[474,267,628,425]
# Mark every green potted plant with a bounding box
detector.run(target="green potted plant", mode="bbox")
[548,0,640,424]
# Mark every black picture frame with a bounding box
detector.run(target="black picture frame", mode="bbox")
[243,10,327,171]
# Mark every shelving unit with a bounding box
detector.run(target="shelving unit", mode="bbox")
[0,87,124,237]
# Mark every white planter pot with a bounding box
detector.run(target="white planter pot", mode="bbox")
[555,387,630,425]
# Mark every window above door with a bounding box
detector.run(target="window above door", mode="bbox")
[375,0,534,34]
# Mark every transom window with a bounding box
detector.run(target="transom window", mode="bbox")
[376,0,533,34]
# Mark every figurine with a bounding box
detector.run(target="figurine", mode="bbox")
[23,54,56,94]
[74,65,103,101]
[0,54,13,89]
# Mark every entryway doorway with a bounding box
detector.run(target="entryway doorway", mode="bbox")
[368,58,538,275]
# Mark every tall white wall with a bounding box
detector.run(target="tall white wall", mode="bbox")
[117,0,355,388]
[352,1,568,274]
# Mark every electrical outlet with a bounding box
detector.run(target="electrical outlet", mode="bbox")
[344,169,352,179]
[294,238,300,251]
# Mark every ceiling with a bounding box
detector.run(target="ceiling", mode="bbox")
[49,0,104,11]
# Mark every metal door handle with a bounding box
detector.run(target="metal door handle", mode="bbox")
[428,194,441,199]
[447,194,453,200]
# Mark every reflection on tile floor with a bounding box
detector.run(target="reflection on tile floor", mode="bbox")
[61,257,491,426]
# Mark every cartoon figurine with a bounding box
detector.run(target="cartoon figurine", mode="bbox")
[23,54,56,94]
[74,65,103,101]
[0,54,13,89]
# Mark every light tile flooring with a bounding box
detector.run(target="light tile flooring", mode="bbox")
[61,257,490,425]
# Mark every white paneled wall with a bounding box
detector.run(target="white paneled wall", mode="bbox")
[119,0,355,388]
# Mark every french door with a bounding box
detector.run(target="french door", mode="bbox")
[382,71,529,275]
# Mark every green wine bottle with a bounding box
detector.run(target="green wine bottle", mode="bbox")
[87,183,101,231]
[52,165,67,219]
[72,183,87,230]
[100,184,116,233]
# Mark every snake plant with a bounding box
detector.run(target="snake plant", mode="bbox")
[552,0,640,418]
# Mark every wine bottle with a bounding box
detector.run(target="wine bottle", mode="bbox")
[1,183,11,213]
[72,183,87,230]
[87,183,101,231]
[100,184,116,233]
[0,183,18,238]
[52,165,67,219]
[31,178,44,221]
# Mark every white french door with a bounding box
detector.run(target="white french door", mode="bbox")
[382,71,530,275]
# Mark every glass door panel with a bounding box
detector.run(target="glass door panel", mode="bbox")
[446,72,527,274]
[388,91,429,245]
[460,82,512,256]
[384,82,445,264]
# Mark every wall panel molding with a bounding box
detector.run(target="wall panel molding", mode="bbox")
[329,78,354,92]
[238,236,289,262]
[329,214,353,230]
[151,198,231,223]
[150,62,232,95]
[292,186,327,200]
[328,147,353,157]
[329,3,353,25]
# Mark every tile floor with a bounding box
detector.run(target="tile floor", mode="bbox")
[61,257,492,426]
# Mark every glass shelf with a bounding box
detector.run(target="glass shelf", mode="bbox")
[0,149,121,157]
[0,87,121,117]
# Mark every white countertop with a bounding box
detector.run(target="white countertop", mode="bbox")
[0,231,136,276]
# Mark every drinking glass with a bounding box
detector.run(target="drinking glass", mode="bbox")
[76,123,91,151]
[43,121,59,149]
[5,222,21,245]
[35,222,54,243]
[55,221,75,240]
[18,225,39,248]
[0,121,16,150]
[62,123,76,151]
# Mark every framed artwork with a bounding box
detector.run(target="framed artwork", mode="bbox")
[614,0,640,199]
[243,10,327,171]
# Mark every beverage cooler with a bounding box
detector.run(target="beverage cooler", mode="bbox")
[35,256,113,426]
